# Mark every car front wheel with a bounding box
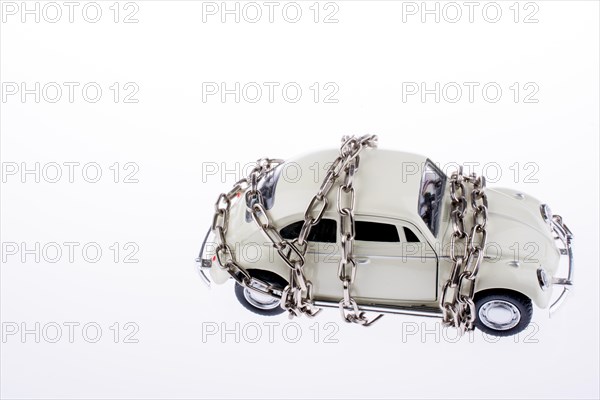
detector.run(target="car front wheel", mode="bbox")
[474,290,533,337]
[234,271,286,316]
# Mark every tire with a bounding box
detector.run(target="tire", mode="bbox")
[474,290,533,337]
[234,270,287,316]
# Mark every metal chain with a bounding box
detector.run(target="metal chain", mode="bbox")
[336,135,383,326]
[439,167,488,334]
[273,135,379,321]
[212,136,379,326]
[211,158,285,298]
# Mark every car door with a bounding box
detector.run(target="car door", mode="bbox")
[279,216,342,300]
[351,216,438,303]
[279,216,438,303]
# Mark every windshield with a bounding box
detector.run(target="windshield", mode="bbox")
[418,160,446,236]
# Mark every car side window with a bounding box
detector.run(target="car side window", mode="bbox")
[355,221,400,243]
[403,226,420,243]
[280,219,337,243]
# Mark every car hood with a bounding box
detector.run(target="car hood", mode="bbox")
[475,187,560,269]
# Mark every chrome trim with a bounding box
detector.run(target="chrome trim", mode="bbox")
[549,214,574,316]
[552,277,573,286]
[540,204,553,225]
[308,251,438,261]
[478,299,521,331]
[243,282,281,310]
[549,288,570,315]
[195,228,213,288]
[195,257,212,288]
[536,268,549,290]
[314,300,442,318]
[441,255,496,261]
[353,254,439,261]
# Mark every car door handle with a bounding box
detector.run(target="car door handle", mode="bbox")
[355,257,370,264]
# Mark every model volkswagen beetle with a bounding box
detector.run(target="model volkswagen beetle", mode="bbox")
[196,148,573,337]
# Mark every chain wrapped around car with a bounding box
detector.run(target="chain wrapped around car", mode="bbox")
[210,135,487,333]
[439,168,488,333]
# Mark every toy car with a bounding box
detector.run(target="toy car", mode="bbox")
[196,148,573,337]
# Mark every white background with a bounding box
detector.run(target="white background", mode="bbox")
[1,1,599,399]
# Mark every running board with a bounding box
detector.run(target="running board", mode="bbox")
[314,300,443,318]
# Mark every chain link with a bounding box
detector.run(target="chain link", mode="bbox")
[211,144,487,332]
[211,139,489,332]
[439,167,488,334]
[276,135,378,320]
[211,158,285,297]
[210,136,382,326]
[245,156,323,318]
[335,135,383,326]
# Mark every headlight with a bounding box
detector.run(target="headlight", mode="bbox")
[540,204,553,226]
[537,268,550,290]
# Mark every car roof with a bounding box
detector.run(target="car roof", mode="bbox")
[269,148,435,223]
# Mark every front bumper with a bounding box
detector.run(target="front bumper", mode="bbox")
[195,228,213,287]
[548,215,574,315]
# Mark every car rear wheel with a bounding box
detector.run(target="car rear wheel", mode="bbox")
[474,290,533,337]
[234,270,286,316]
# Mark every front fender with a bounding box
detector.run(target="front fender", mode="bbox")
[209,240,291,286]
[475,259,551,308]
[209,263,231,284]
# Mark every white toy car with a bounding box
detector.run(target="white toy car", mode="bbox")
[197,145,573,337]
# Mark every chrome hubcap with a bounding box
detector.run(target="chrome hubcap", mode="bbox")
[478,300,521,331]
[243,283,280,310]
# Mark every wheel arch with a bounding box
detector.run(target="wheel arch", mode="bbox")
[474,287,530,303]
[475,262,550,308]
[246,268,289,289]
